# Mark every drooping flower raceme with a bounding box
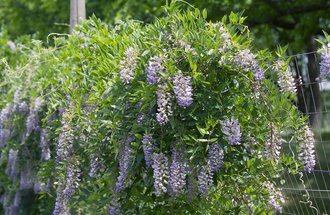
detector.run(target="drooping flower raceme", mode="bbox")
[152,152,170,196]
[173,71,193,108]
[207,143,224,172]
[264,126,282,164]
[26,97,44,137]
[298,125,316,173]
[169,148,186,196]
[0,129,10,148]
[197,165,213,198]
[56,109,74,163]
[233,49,265,81]
[5,149,19,180]
[217,26,232,54]
[142,133,154,168]
[156,85,172,125]
[221,117,242,145]
[319,44,330,79]
[274,60,297,94]
[119,47,138,84]
[263,181,285,213]
[63,159,81,199]
[40,129,51,160]
[115,139,133,192]
[146,55,164,85]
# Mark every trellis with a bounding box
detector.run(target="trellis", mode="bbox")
[282,51,330,214]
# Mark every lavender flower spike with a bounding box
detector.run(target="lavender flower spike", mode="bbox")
[298,125,316,173]
[169,148,186,195]
[207,143,224,172]
[320,44,330,79]
[156,84,172,125]
[152,153,169,196]
[198,165,213,197]
[274,60,297,94]
[221,117,242,145]
[264,126,282,163]
[264,181,285,213]
[173,71,193,108]
[115,139,132,192]
[142,133,154,167]
[119,47,138,84]
[146,55,164,84]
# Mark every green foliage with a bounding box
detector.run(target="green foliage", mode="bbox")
[0,3,311,214]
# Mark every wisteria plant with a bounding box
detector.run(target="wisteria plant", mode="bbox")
[0,2,318,214]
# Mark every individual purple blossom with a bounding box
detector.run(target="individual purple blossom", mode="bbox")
[0,129,10,148]
[142,133,154,167]
[40,129,51,160]
[146,55,164,84]
[197,165,213,197]
[173,71,193,108]
[152,152,169,196]
[169,148,186,196]
[298,125,316,173]
[264,126,282,163]
[207,143,224,172]
[221,117,242,145]
[156,85,172,125]
[320,47,330,79]
[119,47,138,84]
[115,139,133,192]
[233,49,265,81]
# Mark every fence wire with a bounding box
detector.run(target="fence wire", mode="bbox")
[282,51,330,215]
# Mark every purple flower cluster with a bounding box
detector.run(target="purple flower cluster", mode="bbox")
[298,125,316,173]
[197,165,213,197]
[187,166,197,201]
[264,181,285,213]
[142,133,154,168]
[115,139,132,192]
[156,85,172,125]
[0,104,13,124]
[146,55,164,85]
[63,159,81,199]
[5,149,19,180]
[169,148,186,196]
[0,129,10,148]
[152,152,169,196]
[20,167,34,190]
[119,47,138,84]
[233,49,265,81]
[40,129,51,160]
[320,47,330,79]
[26,97,44,137]
[107,196,121,215]
[53,186,69,215]
[264,126,282,163]
[173,71,193,108]
[274,60,297,94]
[207,143,224,172]
[221,117,242,145]
[217,26,232,53]
[89,154,104,178]
[56,109,74,163]
[18,101,29,114]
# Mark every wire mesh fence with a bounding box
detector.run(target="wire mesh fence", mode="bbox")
[282,51,330,215]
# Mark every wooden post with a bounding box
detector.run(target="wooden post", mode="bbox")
[70,0,86,33]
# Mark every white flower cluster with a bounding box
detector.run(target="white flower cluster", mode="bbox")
[274,60,297,94]
[264,181,285,213]
[298,125,316,173]
[264,126,282,164]
[119,47,138,84]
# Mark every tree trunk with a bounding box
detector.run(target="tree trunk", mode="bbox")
[70,0,86,33]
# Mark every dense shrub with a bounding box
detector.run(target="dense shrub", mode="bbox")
[0,2,316,214]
